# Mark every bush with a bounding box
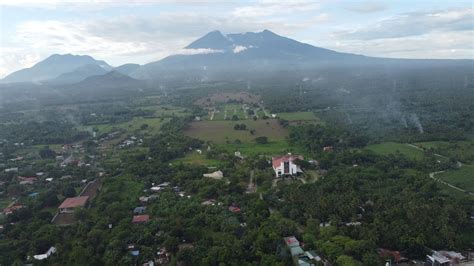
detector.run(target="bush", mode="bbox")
[234,124,247,130]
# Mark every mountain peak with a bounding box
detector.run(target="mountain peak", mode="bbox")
[2,54,111,84]
[185,30,231,50]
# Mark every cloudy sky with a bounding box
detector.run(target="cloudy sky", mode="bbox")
[0,0,473,77]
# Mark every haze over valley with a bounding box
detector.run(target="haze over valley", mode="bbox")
[0,1,473,265]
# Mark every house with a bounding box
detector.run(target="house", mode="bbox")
[441,250,466,264]
[203,170,224,180]
[323,146,333,152]
[4,167,18,173]
[201,199,216,206]
[234,151,244,159]
[3,205,25,215]
[33,246,56,261]
[134,207,147,214]
[284,236,300,248]
[17,176,37,185]
[58,196,89,213]
[157,182,170,188]
[228,205,241,213]
[272,154,303,177]
[133,214,150,223]
[430,250,466,265]
[426,251,451,266]
[378,248,408,264]
[283,236,305,258]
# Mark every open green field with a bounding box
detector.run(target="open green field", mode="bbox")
[138,105,190,117]
[84,117,169,135]
[415,141,474,163]
[185,119,288,144]
[209,104,255,121]
[277,112,319,121]
[218,140,307,157]
[173,152,222,166]
[438,164,474,193]
[365,142,425,160]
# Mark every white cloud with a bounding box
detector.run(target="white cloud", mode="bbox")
[323,30,474,59]
[0,48,41,78]
[345,1,387,13]
[232,0,320,18]
[233,45,248,53]
[337,7,473,40]
[173,48,223,55]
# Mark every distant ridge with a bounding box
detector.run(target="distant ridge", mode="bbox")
[2,54,112,83]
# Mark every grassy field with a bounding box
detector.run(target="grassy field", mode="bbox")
[209,104,257,121]
[195,92,260,106]
[438,164,474,193]
[185,119,288,144]
[365,142,425,160]
[173,152,222,166]
[138,105,190,117]
[277,112,319,121]
[85,117,169,135]
[415,141,474,163]
[218,140,307,157]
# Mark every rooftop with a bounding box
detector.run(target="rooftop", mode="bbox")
[272,154,303,168]
[283,236,300,247]
[58,196,89,209]
[132,214,150,223]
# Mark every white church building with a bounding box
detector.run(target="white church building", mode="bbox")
[272,154,304,177]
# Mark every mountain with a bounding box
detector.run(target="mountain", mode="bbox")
[2,54,112,83]
[49,64,109,84]
[71,70,144,89]
[114,63,140,76]
[130,30,471,81]
[185,30,233,50]
[130,30,370,80]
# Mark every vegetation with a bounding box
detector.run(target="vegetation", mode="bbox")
[0,83,472,265]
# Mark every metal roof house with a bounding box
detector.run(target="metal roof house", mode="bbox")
[58,196,89,213]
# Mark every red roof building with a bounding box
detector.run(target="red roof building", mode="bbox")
[3,205,25,215]
[378,248,408,263]
[132,214,150,223]
[58,196,89,213]
[228,206,241,213]
[272,154,304,177]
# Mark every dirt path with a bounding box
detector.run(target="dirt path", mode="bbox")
[246,170,256,193]
[429,170,468,193]
[272,178,280,188]
[242,105,248,119]
[209,110,215,121]
[406,143,448,159]
[412,143,472,196]
[259,104,270,117]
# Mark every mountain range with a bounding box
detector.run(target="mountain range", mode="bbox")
[1,30,471,85]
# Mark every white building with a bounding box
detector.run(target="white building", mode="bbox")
[272,154,303,177]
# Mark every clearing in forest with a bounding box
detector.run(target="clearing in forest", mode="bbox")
[365,142,425,160]
[438,164,474,193]
[195,92,260,107]
[184,120,287,144]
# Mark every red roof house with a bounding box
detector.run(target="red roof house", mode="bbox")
[272,154,304,177]
[378,248,408,263]
[3,205,25,215]
[228,206,241,213]
[132,214,150,223]
[58,196,89,213]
